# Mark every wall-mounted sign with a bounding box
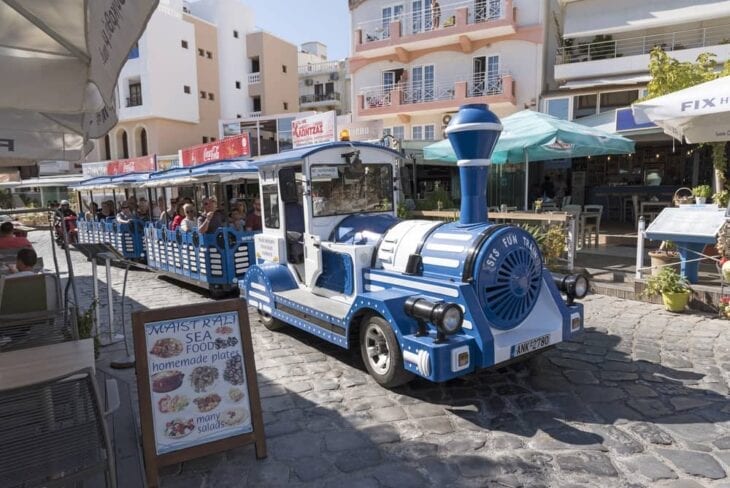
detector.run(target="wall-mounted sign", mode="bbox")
[292,111,336,148]
[82,155,156,176]
[156,156,180,172]
[133,299,266,487]
[337,119,384,142]
[616,108,656,132]
[180,134,250,167]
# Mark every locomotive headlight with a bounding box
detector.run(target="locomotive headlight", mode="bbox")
[552,273,590,305]
[433,303,464,334]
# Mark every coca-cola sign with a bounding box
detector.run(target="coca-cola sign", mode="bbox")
[82,154,156,176]
[180,134,250,167]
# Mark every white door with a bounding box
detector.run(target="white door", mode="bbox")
[303,232,322,288]
[411,65,434,102]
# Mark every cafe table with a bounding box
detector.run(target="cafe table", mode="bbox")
[0,338,94,391]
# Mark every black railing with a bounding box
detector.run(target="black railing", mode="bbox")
[300,92,341,104]
[126,94,143,107]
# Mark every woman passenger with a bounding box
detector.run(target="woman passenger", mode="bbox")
[181,204,198,232]
[170,202,185,230]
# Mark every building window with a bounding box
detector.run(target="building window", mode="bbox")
[412,126,423,140]
[599,90,640,113]
[573,94,597,119]
[252,96,261,112]
[184,85,191,94]
[206,51,212,59]
[128,42,139,59]
[283,102,288,110]
[251,57,260,73]
[200,90,207,99]
[235,81,241,89]
[104,134,111,161]
[181,40,188,49]
[198,48,204,56]
[393,126,405,140]
[208,92,215,101]
[203,136,209,143]
[233,30,239,38]
[237,114,242,118]
[127,82,142,107]
[118,130,129,159]
[545,97,570,120]
[282,65,287,73]
[211,137,217,142]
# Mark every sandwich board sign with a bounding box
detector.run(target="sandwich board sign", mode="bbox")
[133,299,266,487]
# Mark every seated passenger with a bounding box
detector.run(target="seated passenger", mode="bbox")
[245,198,262,231]
[170,203,185,230]
[116,202,133,224]
[6,248,38,277]
[181,204,198,232]
[229,209,245,232]
[137,198,151,221]
[0,222,32,250]
[198,196,225,234]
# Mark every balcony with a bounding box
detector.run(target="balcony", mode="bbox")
[300,92,342,108]
[354,0,515,58]
[126,94,143,107]
[298,60,341,76]
[356,73,514,120]
[555,23,730,81]
[248,72,261,84]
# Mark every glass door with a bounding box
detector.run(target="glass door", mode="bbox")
[382,4,404,38]
[472,56,485,96]
[411,65,435,103]
[486,55,501,94]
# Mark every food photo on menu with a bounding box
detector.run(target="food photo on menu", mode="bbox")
[144,312,253,455]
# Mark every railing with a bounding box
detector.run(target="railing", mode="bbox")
[246,111,262,118]
[556,23,730,64]
[360,73,506,109]
[358,0,505,44]
[126,94,143,107]
[248,72,261,84]
[300,92,341,104]
[298,60,341,75]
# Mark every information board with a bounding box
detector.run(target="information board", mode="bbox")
[645,205,726,243]
[133,299,265,487]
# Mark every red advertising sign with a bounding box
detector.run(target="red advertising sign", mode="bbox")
[107,155,157,175]
[180,134,250,167]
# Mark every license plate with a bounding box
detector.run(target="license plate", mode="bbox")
[511,334,551,358]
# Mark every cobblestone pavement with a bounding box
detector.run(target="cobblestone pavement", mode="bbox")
[31,232,730,487]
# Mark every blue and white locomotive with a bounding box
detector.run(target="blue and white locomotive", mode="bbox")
[242,104,587,387]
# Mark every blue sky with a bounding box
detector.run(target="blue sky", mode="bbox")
[245,0,352,60]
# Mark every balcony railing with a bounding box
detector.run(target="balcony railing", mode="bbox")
[298,60,341,75]
[248,72,261,84]
[357,0,505,44]
[300,92,341,104]
[246,111,262,119]
[556,23,730,64]
[126,94,143,107]
[360,72,507,109]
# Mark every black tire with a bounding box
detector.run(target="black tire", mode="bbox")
[259,310,285,331]
[359,315,413,388]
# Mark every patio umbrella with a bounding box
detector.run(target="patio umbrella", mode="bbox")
[632,76,730,143]
[0,0,159,163]
[423,110,635,209]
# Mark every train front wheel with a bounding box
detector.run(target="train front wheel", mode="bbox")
[258,311,285,331]
[360,315,413,388]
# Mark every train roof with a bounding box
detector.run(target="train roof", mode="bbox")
[251,142,402,169]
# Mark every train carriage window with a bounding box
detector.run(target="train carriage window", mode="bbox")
[262,183,280,228]
[311,164,393,217]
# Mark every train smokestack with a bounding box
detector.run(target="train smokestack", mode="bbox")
[445,104,502,225]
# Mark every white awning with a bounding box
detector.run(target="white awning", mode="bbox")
[11,175,89,188]
[563,0,730,39]
[561,74,651,90]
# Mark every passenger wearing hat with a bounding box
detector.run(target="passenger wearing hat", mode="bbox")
[116,201,133,224]
[197,195,225,234]
[0,222,33,250]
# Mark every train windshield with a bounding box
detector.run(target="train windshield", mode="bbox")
[310,163,393,217]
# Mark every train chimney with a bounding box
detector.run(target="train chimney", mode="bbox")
[445,104,502,225]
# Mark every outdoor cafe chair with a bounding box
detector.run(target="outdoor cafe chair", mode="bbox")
[0,367,118,488]
[582,205,604,247]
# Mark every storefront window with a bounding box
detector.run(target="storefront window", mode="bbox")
[573,94,597,119]
[545,98,570,120]
[311,164,393,217]
[599,90,639,113]
[277,117,294,152]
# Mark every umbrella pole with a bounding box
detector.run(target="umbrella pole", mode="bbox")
[524,150,529,211]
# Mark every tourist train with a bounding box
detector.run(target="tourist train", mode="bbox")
[74,104,587,386]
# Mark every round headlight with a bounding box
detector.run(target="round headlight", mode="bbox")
[573,275,589,298]
[433,303,464,334]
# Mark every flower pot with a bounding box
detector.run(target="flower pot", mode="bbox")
[696,196,707,204]
[661,291,690,312]
[648,251,680,276]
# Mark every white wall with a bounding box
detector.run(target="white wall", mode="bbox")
[118,4,199,123]
[190,0,256,119]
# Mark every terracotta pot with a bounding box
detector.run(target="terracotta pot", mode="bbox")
[662,291,690,312]
[648,251,680,276]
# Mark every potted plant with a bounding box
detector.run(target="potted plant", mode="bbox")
[643,267,692,312]
[692,184,712,204]
[648,240,679,276]
[713,190,729,208]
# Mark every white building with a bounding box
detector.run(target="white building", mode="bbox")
[349,0,547,142]
[298,42,352,116]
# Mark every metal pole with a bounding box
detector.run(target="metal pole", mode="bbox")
[92,259,101,336]
[635,216,645,280]
[567,214,576,272]
[110,263,135,369]
[105,256,114,344]
[524,150,529,211]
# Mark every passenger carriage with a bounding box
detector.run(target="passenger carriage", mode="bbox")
[242,104,588,387]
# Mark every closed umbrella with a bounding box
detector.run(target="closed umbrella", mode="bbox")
[0,0,159,163]
[424,110,635,209]
[632,76,730,143]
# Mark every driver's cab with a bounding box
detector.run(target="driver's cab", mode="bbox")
[253,143,401,304]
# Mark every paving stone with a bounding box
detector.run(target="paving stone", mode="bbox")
[417,416,454,435]
[714,436,730,449]
[601,371,639,381]
[587,425,644,455]
[669,396,714,411]
[407,403,446,418]
[550,357,599,371]
[442,436,485,453]
[324,430,370,451]
[371,463,427,487]
[622,383,658,397]
[271,432,322,461]
[574,385,626,403]
[655,479,712,488]
[657,449,727,479]
[417,457,461,484]
[370,406,408,422]
[333,448,382,473]
[622,455,677,482]
[626,422,674,445]
[626,398,673,418]
[324,476,380,488]
[556,451,618,477]
[361,424,401,444]
[658,414,723,443]
[290,456,333,482]
[564,369,600,385]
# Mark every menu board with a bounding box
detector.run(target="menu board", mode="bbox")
[133,300,266,487]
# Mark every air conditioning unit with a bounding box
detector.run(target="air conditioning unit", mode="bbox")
[305,78,314,86]
[442,113,454,126]
[329,72,339,81]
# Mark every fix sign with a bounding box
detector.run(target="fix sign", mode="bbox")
[181,134,250,167]
[292,111,336,148]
